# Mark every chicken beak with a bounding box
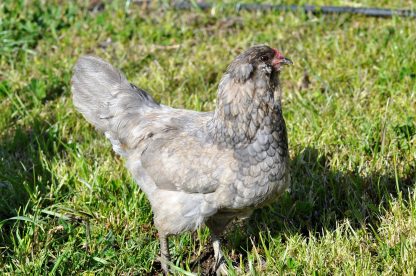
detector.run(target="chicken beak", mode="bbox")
[273,57,293,66]
[279,57,293,65]
[272,56,293,71]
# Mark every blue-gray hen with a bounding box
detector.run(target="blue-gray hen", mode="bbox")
[71,45,292,274]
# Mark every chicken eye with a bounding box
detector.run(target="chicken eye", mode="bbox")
[260,55,268,62]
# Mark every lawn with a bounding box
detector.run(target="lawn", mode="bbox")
[0,0,415,274]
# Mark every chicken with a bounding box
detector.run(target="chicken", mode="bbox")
[71,45,292,274]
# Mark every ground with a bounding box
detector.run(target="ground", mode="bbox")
[0,0,415,275]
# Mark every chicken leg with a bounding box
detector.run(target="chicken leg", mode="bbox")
[159,233,170,274]
[211,233,228,275]
[206,218,233,275]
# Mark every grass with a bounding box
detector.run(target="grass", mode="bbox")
[0,0,415,274]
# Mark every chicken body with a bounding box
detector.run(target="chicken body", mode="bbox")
[72,45,291,274]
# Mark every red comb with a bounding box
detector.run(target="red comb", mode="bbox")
[273,48,284,59]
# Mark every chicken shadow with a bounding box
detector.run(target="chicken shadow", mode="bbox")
[187,147,415,274]
[223,147,415,262]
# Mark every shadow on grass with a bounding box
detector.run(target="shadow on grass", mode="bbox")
[222,147,415,269]
[186,147,415,275]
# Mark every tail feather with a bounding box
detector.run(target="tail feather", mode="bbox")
[71,56,159,156]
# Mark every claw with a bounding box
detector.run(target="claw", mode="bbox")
[215,261,228,276]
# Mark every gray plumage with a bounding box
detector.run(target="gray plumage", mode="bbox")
[71,45,291,274]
